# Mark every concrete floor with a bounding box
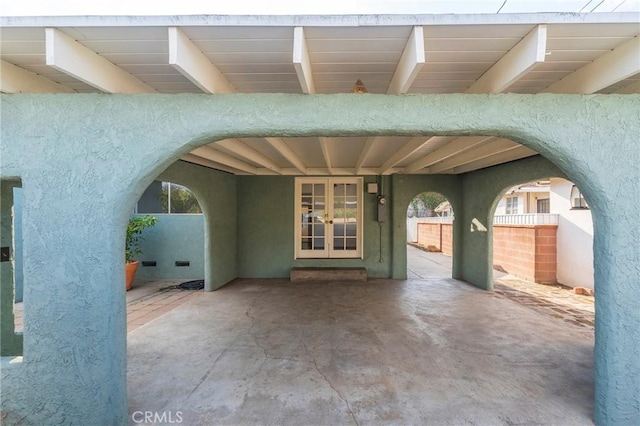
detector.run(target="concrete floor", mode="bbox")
[127,249,594,425]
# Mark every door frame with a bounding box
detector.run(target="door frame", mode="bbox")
[294,177,363,259]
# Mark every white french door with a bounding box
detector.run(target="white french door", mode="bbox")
[295,177,363,259]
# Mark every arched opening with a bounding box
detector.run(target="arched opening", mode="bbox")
[124,177,207,331]
[406,191,455,280]
[489,177,595,328]
[3,94,635,425]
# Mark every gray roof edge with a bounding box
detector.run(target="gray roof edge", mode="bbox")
[0,12,639,27]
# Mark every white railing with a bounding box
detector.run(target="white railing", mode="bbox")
[407,213,558,242]
[493,213,559,225]
[407,217,453,242]
[416,216,454,223]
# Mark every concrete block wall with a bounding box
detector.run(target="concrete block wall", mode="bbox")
[441,224,453,255]
[493,225,557,283]
[416,222,453,255]
[417,222,442,250]
[419,222,557,283]
[534,226,558,283]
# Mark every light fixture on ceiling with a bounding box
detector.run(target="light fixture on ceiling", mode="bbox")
[350,79,368,94]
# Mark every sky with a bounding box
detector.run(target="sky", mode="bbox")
[1,0,638,16]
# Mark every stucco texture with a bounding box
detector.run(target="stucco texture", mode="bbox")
[155,160,237,290]
[0,93,638,425]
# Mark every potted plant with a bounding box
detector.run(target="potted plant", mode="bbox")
[125,215,157,291]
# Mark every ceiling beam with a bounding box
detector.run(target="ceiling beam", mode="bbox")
[467,25,547,93]
[318,137,333,175]
[168,27,235,94]
[214,139,282,174]
[544,36,640,94]
[264,137,308,175]
[354,137,378,175]
[45,27,155,93]
[1,60,75,93]
[293,27,316,94]
[389,26,545,174]
[446,146,538,174]
[387,26,425,94]
[427,139,521,174]
[264,167,403,176]
[378,136,448,174]
[190,146,258,174]
[181,154,245,175]
[404,136,492,173]
[615,80,640,94]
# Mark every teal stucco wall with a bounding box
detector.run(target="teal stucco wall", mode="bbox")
[236,175,393,278]
[458,155,566,290]
[156,160,237,291]
[133,213,205,281]
[0,93,638,425]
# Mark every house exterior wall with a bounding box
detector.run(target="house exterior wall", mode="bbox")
[156,160,237,291]
[550,178,595,289]
[0,94,638,425]
[134,214,205,281]
[236,175,395,278]
[494,190,549,215]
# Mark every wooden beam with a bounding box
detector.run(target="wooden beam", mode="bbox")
[215,139,282,174]
[293,27,316,94]
[168,27,235,94]
[190,146,258,175]
[615,80,640,94]
[181,154,244,175]
[427,139,520,174]
[404,136,492,173]
[1,60,74,93]
[354,137,377,175]
[467,25,547,93]
[447,146,538,174]
[378,136,438,174]
[387,26,425,94]
[544,36,640,94]
[45,28,155,93]
[264,137,308,175]
[318,137,332,175]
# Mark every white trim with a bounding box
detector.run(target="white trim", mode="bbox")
[295,177,363,259]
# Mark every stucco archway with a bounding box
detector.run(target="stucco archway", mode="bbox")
[1,93,638,425]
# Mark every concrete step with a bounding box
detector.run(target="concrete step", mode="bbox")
[290,267,367,282]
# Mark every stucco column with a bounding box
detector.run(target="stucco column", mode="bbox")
[592,205,640,425]
[1,178,128,425]
[458,181,494,290]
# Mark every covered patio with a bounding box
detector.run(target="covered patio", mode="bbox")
[126,246,594,425]
[1,12,638,426]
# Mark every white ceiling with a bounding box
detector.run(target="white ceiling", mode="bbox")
[1,13,638,176]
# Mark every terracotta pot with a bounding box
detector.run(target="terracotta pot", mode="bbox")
[125,261,140,291]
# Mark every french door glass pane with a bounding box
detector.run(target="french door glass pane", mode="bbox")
[333,183,358,253]
[301,182,326,252]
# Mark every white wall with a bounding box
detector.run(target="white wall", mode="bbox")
[550,178,594,289]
